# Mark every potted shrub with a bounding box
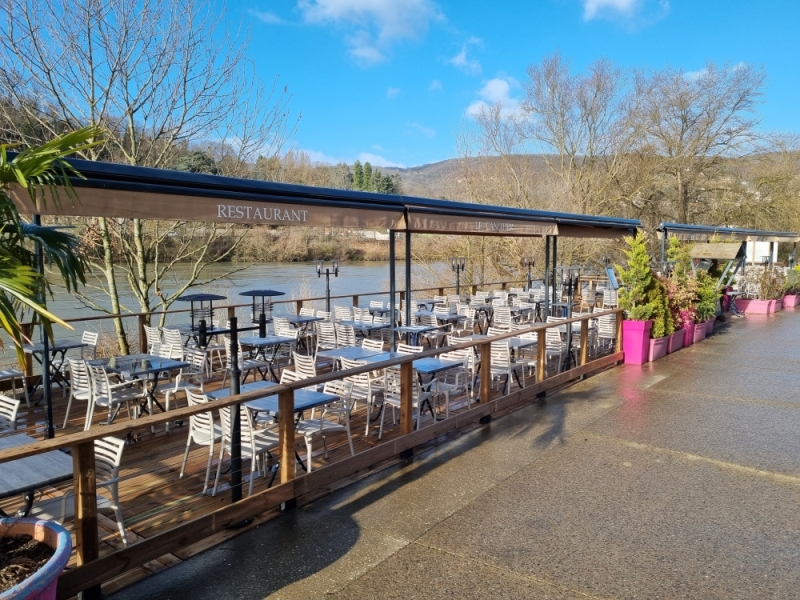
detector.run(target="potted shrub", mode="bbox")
[647,279,674,362]
[664,237,695,349]
[782,267,800,308]
[694,270,719,338]
[617,232,656,365]
[0,518,71,600]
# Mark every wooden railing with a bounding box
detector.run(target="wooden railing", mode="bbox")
[0,309,624,599]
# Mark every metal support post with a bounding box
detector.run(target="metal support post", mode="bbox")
[389,231,396,352]
[34,215,54,439]
[229,317,242,503]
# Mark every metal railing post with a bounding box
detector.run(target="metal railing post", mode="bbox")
[580,319,589,366]
[400,361,414,435]
[537,329,546,383]
[279,388,296,484]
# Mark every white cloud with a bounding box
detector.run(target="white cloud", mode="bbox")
[386,87,401,99]
[406,122,436,138]
[298,0,443,65]
[247,8,285,24]
[465,76,523,120]
[447,37,482,75]
[428,79,443,92]
[582,0,670,25]
[357,152,405,168]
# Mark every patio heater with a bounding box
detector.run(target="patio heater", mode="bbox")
[522,257,535,291]
[316,260,339,312]
[450,256,466,295]
[240,290,285,337]
[176,293,227,347]
[557,266,581,370]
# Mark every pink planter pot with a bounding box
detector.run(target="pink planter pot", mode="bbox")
[736,299,771,314]
[783,294,798,308]
[773,299,783,313]
[622,319,653,365]
[668,329,685,353]
[693,322,707,343]
[648,336,669,362]
[683,323,696,347]
[705,318,715,336]
[0,518,71,600]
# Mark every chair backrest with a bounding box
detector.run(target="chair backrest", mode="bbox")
[597,314,617,337]
[370,300,384,309]
[158,343,175,359]
[334,306,352,322]
[299,307,315,316]
[273,316,290,331]
[143,325,162,352]
[316,310,331,321]
[0,394,20,431]
[334,324,356,347]
[420,314,439,328]
[88,364,114,398]
[162,328,184,348]
[340,359,372,388]
[316,322,337,350]
[433,295,448,304]
[491,298,507,307]
[474,291,489,300]
[447,334,470,346]
[322,379,355,412]
[66,358,92,394]
[545,320,564,346]
[81,331,99,358]
[279,368,303,385]
[486,327,507,337]
[186,388,215,434]
[397,343,423,354]
[602,289,618,307]
[490,340,511,365]
[94,436,125,482]
[360,338,384,352]
[440,347,473,369]
[493,307,512,328]
[291,352,317,379]
[447,294,461,305]
[219,404,262,453]
[184,347,207,371]
[433,305,452,315]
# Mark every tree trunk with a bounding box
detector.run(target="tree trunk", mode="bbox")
[99,217,129,354]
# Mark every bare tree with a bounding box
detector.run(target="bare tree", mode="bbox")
[0,0,296,351]
[630,62,766,224]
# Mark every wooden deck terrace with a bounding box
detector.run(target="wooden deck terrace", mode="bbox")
[0,311,624,599]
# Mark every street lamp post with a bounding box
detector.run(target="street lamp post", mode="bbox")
[316,260,340,312]
[522,257,535,291]
[450,256,466,295]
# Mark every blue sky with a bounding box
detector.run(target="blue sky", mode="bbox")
[234,0,800,168]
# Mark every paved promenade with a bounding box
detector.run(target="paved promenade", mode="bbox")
[113,312,800,600]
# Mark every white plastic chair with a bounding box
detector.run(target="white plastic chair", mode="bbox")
[143,325,162,354]
[85,365,141,430]
[0,394,20,432]
[294,380,355,472]
[379,366,434,438]
[80,331,99,360]
[29,436,129,546]
[63,358,92,429]
[179,389,223,495]
[489,341,525,395]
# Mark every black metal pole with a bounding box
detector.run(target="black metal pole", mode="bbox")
[258,311,267,338]
[544,236,550,320]
[325,270,331,313]
[229,316,242,503]
[389,231,396,352]
[551,236,558,309]
[405,230,411,328]
[660,231,667,263]
[34,215,54,439]
[198,319,207,349]
[455,267,460,296]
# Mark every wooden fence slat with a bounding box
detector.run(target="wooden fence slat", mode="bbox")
[480,341,491,403]
[580,319,589,366]
[400,361,413,434]
[73,441,101,600]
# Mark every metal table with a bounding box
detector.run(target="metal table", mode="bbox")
[0,434,73,517]
[23,339,88,396]
[317,346,385,368]
[337,320,390,333]
[91,354,189,417]
[395,325,440,346]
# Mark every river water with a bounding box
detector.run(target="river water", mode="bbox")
[1,261,448,366]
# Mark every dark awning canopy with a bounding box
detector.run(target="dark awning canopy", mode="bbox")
[657,222,800,243]
[9,156,641,239]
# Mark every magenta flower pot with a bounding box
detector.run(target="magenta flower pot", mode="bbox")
[683,323,696,347]
[622,319,653,365]
[705,318,715,336]
[693,321,707,343]
[783,294,798,308]
[773,299,783,313]
[648,336,669,362]
[738,299,771,314]
[668,329,685,353]
[0,518,71,600]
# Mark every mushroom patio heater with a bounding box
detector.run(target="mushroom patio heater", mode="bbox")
[176,293,227,331]
[240,289,285,337]
[522,257,535,291]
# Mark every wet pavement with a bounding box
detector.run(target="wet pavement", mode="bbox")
[111,312,800,600]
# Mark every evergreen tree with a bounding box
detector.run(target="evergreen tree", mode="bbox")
[176,150,219,174]
[363,162,373,191]
[617,231,656,321]
[353,160,363,190]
